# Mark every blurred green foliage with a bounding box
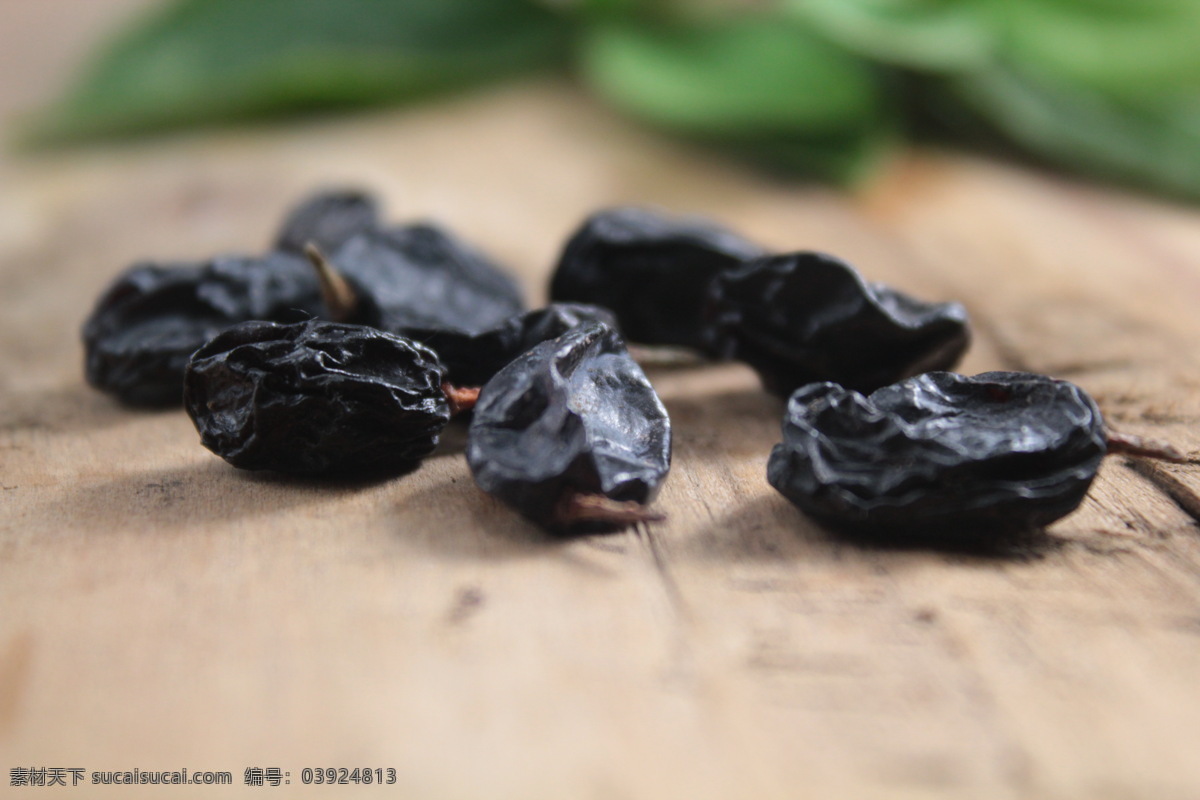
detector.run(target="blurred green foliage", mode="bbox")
[36,0,569,138]
[33,0,1200,199]
[579,16,891,182]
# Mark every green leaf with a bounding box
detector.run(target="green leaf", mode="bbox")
[948,62,1200,199]
[34,0,570,141]
[573,0,655,19]
[729,124,899,186]
[578,14,891,180]
[792,0,994,73]
[577,16,891,180]
[999,0,1200,100]
[581,15,883,134]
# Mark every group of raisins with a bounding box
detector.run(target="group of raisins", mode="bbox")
[83,191,1182,542]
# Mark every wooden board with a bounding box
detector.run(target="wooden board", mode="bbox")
[4,56,1200,800]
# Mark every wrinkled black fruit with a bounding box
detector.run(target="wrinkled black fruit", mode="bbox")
[329,224,525,334]
[274,189,381,255]
[467,322,672,533]
[402,302,618,387]
[767,372,1107,541]
[549,207,765,352]
[83,254,324,406]
[708,252,970,396]
[184,320,450,475]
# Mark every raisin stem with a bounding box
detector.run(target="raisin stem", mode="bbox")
[304,242,359,322]
[553,492,666,528]
[442,383,480,417]
[1105,429,1187,463]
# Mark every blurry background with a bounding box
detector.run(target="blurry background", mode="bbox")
[0,0,153,130]
[9,0,1200,200]
[7,4,1200,800]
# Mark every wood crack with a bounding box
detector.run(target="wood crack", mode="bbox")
[632,521,689,622]
[1125,459,1200,527]
[626,521,695,688]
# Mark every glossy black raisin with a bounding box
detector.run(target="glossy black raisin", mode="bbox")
[83,254,324,406]
[274,188,381,255]
[322,224,525,334]
[402,302,618,387]
[767,371,1107,540]
[708,252,970,396]
[467,322,672,533]
[184,320,451,475]
[549,207,765,352]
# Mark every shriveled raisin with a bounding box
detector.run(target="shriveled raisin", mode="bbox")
[83,254,323,406]
[317,224,525,334]
[708,252,970,396]
[274,188,381,255]
[467,322,671,532]
[185,320,454,475]
[550,207,764,352]
[768,371,1108,540]
[403,302,617,387]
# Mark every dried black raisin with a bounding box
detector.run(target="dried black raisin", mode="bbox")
[83,254,324,406]
[708,252,970,396]
[402,302,618,387]
[317,224,525,334]
[767,371,1108,540]
[274,188,381,255]
[549,207,764,352]
[467,322,671,532]
[184,320,452,475]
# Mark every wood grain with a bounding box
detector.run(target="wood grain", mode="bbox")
[4,42,1200,800]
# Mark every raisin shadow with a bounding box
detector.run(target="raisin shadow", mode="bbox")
[433,419,470,456]
[659,387,782,459]
[391,479,574,561]
[831,524,1065,562]
[679,493,1063,566]
[32,460,383,531]
[671,493,834,565]
[241,460,414,490]
[2,382,167,437]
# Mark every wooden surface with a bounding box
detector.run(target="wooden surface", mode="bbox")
[5,22,1200,800]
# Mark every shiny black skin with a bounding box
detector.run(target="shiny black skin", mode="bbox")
[767,372,1108,541]
[274,189,381,255]
[402,303,618,387]
[331,224,526,335]
[549,207,765,352]
[467,322,672,533]
[184,320,450,475]
[83,253,324,406]
[708,252,970,397]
